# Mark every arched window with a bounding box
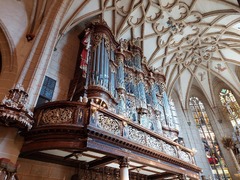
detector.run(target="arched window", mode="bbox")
[189,97,231,179]
[169,99,180,130]
[219,88,240,127]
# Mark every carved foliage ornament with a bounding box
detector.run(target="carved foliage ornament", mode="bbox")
[0,158,18,180]
[128,126,146,145]
[97,114,121,135]
[178,150,191,163]
[146,134,163,151]
[162,142,177,157]
[91,33,111,54]
[173,36,218,66]
[42,108,74,124]
[0,84,33,131]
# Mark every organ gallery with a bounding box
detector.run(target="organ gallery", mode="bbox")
[17,22,200,179]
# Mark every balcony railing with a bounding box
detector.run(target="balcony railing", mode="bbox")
[33,101,195,165]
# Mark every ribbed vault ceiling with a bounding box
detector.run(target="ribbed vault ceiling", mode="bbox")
[28,0,240,108]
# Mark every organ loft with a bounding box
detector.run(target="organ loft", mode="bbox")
[0,22,201,179]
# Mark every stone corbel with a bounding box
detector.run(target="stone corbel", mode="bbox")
[0,84,34,131]
[0,158,18,180]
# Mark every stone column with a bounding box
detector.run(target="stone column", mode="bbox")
[119,157,129,180]
[0,85,33,179]
[178,174,187,180]
[0,127,24,163]
[16,0,71,109]
[209,106,238,178]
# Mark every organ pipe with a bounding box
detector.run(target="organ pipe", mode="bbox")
[71,22,179,140]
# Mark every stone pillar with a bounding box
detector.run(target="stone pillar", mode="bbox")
[209,106,238,178]
[16,0,70,109]
[0,85,33,179]
[119,157,129,180]
[178,174,187,180]
[174,103,213,178]
[0,127,24,163]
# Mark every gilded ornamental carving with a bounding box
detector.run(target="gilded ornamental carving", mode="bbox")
[42,108,74,124]
[0,84,34,131]
[163,142,177,157]
[97,114,121,136]
[178,150,191,163]
[128,126,146,145]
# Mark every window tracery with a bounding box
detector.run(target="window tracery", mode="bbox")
[189,97,231,180]
[219,89,240,168]
[220,89,240,127]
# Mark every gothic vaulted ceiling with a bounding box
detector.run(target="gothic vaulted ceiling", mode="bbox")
[29,0,240,108]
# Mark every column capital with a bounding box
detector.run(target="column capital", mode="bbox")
[178,174,187,180]
[119,157,129,168]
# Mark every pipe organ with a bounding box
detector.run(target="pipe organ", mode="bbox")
[21,21,201,179]
[69,22,179,141]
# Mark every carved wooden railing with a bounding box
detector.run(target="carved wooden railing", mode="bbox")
[34,101,87,127]
[33,101,195,165]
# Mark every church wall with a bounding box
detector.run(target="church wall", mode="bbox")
[46,27,81,101]
[0,0,34,75]
[171,91,213,179]
[187,85,238,179]
[204,103,237,179]
[0,0,28,47]
[210,78,240,179]
[17,158,75,180]
[0,25,18,101]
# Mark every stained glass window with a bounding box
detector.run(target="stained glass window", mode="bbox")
[219,89,240,127]
[189,97,231,180]
[169,99,180,131]
[36,76,56,107]
[219,89,240,168]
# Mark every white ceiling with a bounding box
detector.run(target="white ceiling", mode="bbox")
[25,0,240,108]
[59,0,240,108]
[40,149,167,176]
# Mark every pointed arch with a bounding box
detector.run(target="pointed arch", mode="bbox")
[189,97,231,179]
[0,19,18,99]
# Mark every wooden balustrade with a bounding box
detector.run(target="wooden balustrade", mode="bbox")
[33,101,195,165]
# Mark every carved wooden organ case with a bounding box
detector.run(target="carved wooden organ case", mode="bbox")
[69,22,179,141]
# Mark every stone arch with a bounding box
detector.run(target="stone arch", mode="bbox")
[212,76,240,107]
[0,20,18,100]
[235,66,240,82]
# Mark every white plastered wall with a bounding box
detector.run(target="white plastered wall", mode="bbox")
[171,90,214,179]
[46,26,82,101]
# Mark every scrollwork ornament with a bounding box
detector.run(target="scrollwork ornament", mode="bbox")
[42,108,74,124]
[193,56,202,65]
[91,33,103,50]
[162,142,177,157]
[179,150,191,163]
[97,114,121,135]
[103,34,111,53]
[119,157,129,168]
[128,126,146,145]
